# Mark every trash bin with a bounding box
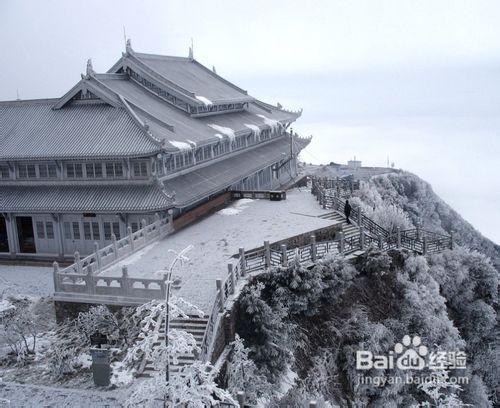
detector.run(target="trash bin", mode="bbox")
[90,347,111,387]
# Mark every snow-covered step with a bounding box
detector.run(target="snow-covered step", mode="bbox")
[139,315,209,378]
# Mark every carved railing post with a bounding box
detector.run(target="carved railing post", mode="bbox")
[128,226,134,251]
[310,235,317,262]
[449,231,454,250]
[397,228,402,249]
[53,261,59,292]
[216,279,224,312]
[281,244,287,267]
[357,206,362,225]
[122,266,130,296]
[111,234,118,260]
[87,266,95,295]
[416,225,421,241]
[264,241,271,268]
[359,226,365,250]
[239,247,246,277]
[228,264,235,295]
[422,235,428,255]
[94,242,101,273]
[339,232,345,253]
[378,233,383,249]
[75,251,82,274]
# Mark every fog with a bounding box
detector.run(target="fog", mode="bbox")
[0,0,499,242]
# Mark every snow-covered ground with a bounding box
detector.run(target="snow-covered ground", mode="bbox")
[0,264,53,298]
[102,188,336,311]
[0,381,124,407]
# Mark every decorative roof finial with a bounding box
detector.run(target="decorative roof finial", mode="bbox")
[86,58,94,78]
[189,37,194,60]
[212,65,217,74]
[126,38,133,53]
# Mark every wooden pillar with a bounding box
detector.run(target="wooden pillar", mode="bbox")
[310,235,317,262]
[449,231,454,250]
[216,279,224,312]
[378,233,383,249]
[281,244,287,267]
[339,232,345,253]
[422,235,427,255]
[264,240,271,268]
[228,264,235,295]
[239,247,246,277]
[359,226,365,250]
[397,228,401,249]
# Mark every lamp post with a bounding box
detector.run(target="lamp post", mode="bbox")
[164,245,193,407]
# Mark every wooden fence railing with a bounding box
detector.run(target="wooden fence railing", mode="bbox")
[311,177,453,255]
[199,230,367,362]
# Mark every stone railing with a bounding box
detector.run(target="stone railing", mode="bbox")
[53,214,172,304]
[312,177,453,255]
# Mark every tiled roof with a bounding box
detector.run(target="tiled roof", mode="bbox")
[97,76,298,149]
[132,53,248,102]
[165,136,309,208]
[0,184,173,213]
[0,101,160,160]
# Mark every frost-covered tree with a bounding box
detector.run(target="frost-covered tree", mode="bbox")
[236,281,292,380]
[126,361,235,407]
[226,334,271,404]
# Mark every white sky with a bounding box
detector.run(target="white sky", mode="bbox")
[0,0,499,242]
[1,0,500,100]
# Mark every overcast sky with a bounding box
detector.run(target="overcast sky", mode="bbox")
[0,0,499,242]
[1,0,500,100]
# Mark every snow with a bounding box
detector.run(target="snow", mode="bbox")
[214,133,224,140]
[217,198,254,216]
[186,139,197,148]
[244,123,261,140]
[0,299,15,314]
[195,95,213,106]
[103,188,338,311]
[256,114,282,132]
[207,124,236,142]
[0,265,53,297]
[169,140,193,151]
[75,353,92,369]
[0,381,124,407]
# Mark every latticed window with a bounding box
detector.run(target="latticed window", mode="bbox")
[38,163,57,178]
[133,161,148,177]
[18,163,36,179]
[86,163,103,178]
[105,162,123,178]
[0,164,9,179]
[66,163,83,178]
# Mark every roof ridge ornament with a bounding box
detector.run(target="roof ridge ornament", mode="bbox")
[188,46,193,61]
[212,65,217,74]
[126,38,133,54]
[86,58,95,79]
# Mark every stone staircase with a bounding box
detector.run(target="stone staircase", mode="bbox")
[319,211,365,258]
[141,315,209,377]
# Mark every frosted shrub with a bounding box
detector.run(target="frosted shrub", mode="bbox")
[77,305,120,343]
[0,299,38,364]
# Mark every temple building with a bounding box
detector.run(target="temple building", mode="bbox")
[0,40,310,260]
